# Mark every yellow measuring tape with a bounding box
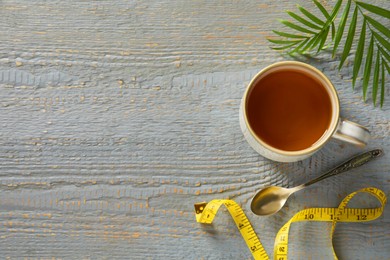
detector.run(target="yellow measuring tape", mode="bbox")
[194,187,386,260]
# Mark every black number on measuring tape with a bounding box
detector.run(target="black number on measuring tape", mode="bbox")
[250,245,257,252]
[305,214,314,220]
[357,215,367,220]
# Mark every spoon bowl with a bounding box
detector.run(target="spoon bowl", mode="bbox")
[251,185,303,216]
[250,149,383,216]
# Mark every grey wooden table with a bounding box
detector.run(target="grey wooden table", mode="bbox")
[1,0,389,259]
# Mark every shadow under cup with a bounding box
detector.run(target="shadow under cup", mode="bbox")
[243,63,340,154]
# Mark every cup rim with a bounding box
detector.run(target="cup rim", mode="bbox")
[242,61,340,156]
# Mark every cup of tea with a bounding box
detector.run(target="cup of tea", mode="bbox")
[239,61,370,162]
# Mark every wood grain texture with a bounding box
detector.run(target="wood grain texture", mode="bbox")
[0,0,389,259]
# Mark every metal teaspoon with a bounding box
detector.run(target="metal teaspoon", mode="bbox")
[250,149,383,216]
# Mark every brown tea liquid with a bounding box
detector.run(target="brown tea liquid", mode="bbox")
[246,69,332,151]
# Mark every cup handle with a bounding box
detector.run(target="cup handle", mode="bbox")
[332,118,370,147]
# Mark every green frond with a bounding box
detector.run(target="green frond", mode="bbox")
[280,20,317,34]
[288,38,310,54]
[384,60,390,74]
[313,0,331,19]
[328,0,343,24]
[331,22,336,41]
[272,30,309,39]
[365,16,390,38]
[356,1,390,18]
[317,27,330,53]
[297,5,325,25]
[311,30,327,52]
[339,6,358,70]
[271,42,301,50]
[363,35,374,101]
[378,46,390,63]
[333,0,352,57]
[373,31,390,52]
[372,52,380,106]
[267,38,303,45]
[286,11,323,30]
[269,0,389,106]
[381,61,385,107]
[353,19,366,87]
[319,0,342,38]
[300,34,320,53]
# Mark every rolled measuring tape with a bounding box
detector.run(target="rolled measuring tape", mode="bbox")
[194,187,386,260]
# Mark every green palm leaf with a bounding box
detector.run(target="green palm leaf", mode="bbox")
[339,6,358,69]
[279,20,316,34]
[372,52,380,106]
[328,0,343,23]
[373,32,390,52]
[333,0,352,57]
[313,0,331,19]
[353,19,366,87]
[317,26,330,53]
[268,0,390,107]
[297,5,325,25]
[271,42,301,50]
[356,1,390,18]
[365,16,390,37]
[300,34,320,53]
[268,39,302,45]
[272,30,308,39]
[385,61,390,76]
[287,11,323,30]
[379,46,390,63]
[363,35,374,101]
[381,61,386,107]
[289,38,310,54]
[331,22,336,41]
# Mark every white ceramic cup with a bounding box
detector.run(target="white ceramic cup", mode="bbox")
[239,61,370,162]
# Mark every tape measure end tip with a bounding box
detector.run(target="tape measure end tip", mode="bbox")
[194,202,207,214]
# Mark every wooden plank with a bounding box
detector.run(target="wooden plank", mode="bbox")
[0,0,389,259]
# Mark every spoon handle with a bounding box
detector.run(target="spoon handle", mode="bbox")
[303,149,383,188]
